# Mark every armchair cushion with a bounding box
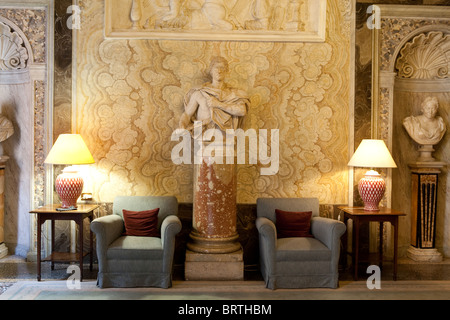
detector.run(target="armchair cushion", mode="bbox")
[122,208,160,237]
[107,236,163,260]
[276,237,331,261]
[275,209,313,238]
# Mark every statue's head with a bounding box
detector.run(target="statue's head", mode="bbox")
[421,96,439,119]
[207,56,229,81]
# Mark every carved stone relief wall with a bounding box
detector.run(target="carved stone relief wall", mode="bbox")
[75,0,353,208]
[105,0,327,42]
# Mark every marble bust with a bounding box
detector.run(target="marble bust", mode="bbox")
[403,96,446,145]
[178,56,249,137]
[403,96,447,162]
[0,114,14,157]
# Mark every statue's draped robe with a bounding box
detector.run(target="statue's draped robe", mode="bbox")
[184,84,249,139]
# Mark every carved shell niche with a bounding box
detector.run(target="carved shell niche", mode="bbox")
[0,21,28,71]
[396,31,450,80]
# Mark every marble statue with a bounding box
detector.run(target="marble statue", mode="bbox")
[179,56,249,137]
[403,96,447,161]
[179,56,249,257]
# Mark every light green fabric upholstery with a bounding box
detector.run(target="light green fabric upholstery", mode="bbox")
[91,196,181,288]
[256,198,346,289]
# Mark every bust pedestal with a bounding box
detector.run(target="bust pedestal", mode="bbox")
[0,156,9,259]
[407,161,445,262]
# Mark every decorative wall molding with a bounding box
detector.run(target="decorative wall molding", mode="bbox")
[0,69,30,85]
[395,77,450,93]
[105,0,327,42]
[378,5,450,19]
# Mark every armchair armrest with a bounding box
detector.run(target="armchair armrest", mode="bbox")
[256,217,277,277]
[90,215,124,273]
[256,217,277,243]
[160,215,182,273]
[91,214,124,248]
[161,215,182,249]
[311,217,346,250]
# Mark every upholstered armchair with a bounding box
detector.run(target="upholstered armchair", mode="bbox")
[256,198,346,289]
[91,196,181,288]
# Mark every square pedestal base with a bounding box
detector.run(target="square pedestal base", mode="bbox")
[185,249,244,281]
[0,243,8,259]
[407,246,443,262]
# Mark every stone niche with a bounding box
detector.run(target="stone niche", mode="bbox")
[372,5,450,258]
[0,2,53,259]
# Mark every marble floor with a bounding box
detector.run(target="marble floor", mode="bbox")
[1,254,450,296]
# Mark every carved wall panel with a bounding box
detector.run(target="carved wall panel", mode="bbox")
[75,0,353,205]
[105,0,327,42]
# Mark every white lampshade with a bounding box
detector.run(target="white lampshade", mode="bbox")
[348,139,397,169]
[45,134,95,165]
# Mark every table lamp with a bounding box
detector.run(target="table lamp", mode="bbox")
[44,134,95,209]
[348,139,397,211]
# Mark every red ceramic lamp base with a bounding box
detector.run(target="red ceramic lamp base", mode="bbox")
[358,170,386,211]
[55,168,84,209]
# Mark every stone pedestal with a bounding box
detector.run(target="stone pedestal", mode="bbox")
[408,162,445,262]
[184,249,244,281]
[185,144,244,280]
[407,246,442,262]
[0,157,8,259]
[188,157,240,254]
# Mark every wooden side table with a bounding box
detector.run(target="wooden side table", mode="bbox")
[29,204,99,281]
[339,206,406,280]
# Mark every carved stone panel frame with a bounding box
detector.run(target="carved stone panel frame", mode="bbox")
[105,0,327,42]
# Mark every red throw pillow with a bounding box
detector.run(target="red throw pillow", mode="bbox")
[275,209,313,239]
[122,208,160,237]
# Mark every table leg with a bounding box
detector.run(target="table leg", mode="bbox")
[51,219,55,270]
[379,222,383,270]
[89,216,93,272]
[353,217,359,280]
[78,217,84,282]
[37,215,42,282]
[393,218,399,281]
[342,216,348,270]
